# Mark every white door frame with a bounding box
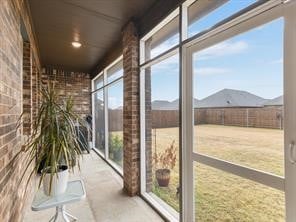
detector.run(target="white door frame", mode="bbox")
[284,0,296,220]
[91,56,124,175]
[181,1,296,221]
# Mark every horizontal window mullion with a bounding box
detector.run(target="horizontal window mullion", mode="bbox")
[140,46,179,69]
[182,0,282,49]
[192,152,285,191]
[91,76,123,94]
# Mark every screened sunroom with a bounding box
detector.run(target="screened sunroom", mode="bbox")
[1,0,296,222]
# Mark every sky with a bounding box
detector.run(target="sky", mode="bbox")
[96,0,284,108]
[150,0,283,101]
[95,69,123,109]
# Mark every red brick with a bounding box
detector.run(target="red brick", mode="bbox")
[122,21,142,196]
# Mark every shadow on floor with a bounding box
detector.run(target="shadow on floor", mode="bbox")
[23,151,163,222]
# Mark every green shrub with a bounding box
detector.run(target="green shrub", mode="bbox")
[109,134,123,153]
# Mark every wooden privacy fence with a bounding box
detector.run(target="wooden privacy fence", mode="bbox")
[108,109,123,131]
[106,106,283,131]
[195,107,283,129]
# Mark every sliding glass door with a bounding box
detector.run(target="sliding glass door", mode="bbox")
[193,17,285,221]
[182,1,296,221]
[92,56,124,173]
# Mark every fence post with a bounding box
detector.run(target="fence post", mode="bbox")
[246,108,249,127]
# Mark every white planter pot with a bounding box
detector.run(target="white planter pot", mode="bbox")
[43,165,69,196]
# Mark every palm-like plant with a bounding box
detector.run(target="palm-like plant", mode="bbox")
[16,82,87,194]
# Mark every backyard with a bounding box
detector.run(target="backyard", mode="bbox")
[151,124,285,222]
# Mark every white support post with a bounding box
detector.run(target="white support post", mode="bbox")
[181,3,188,41]
[181,46,194,222]
[140,68,146,193]
[104,71,109,159]
[284,1,296,221]
[91,79,95,150]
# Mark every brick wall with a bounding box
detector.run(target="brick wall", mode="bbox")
[0,0,41,221]
[22,44,41,136]
[42,67,91,118]
[122,21,140,196]
[1,1,29,222]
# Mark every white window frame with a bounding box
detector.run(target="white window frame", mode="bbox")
[92,55,124,175]
[139,6,181,221]
[182,0,296,221]
[140,0,296,221]
[140,8,179,65]
[92,71,104,157]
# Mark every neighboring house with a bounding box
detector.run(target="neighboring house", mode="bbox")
[264,95,283,106]
[152,100,173,110]
[196,88,268,108]
[152,98,199,110]
[151,89,283,110]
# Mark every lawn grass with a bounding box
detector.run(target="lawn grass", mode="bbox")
[151,124,285,222]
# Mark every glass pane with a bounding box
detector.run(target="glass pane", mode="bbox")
[108,80,123,167]
[145,54,180,212]
[194,163,285,221]
[94,74,104,89]
[107,60,123,83]
[188,0,257,38]
[94,90,105,154]
[193,19,284,176]
[145,15,179,61]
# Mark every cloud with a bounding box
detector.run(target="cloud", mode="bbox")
[194,67,231,76]
[142,34,179,74]
[145,39,246,77]
[150,34,179,58]
[149,53,179,75]
[271,58,283,64]
[196,40,248,60]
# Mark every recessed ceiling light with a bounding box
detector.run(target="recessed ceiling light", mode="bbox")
[72,41,81,48]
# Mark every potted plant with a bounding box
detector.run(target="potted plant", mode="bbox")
[109,134,123,162]
[16,83,87,196]
[153,140,177,187]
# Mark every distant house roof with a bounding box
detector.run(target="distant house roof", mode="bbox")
[152,100,173,110]
[150,89,282,110]
[196,89,267,108]
[264,95,283,106]
[167,98,199,109]
[152,98,199,110]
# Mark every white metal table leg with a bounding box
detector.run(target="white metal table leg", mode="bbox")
[50,205,77,222]
[64,211,78,221]
[49,206,59,222]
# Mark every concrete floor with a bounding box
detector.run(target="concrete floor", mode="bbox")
[23,151,163,222]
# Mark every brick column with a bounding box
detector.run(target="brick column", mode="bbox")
[122,21,140,196]
[32,59,39,123]
[22,41,32,135]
